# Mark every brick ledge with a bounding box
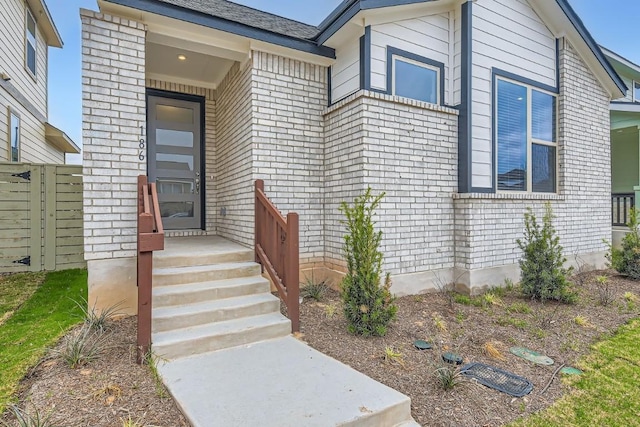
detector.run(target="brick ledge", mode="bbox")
[324,90,460,116]
[453,192,566,201]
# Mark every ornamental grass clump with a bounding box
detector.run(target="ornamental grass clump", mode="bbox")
[517,203,576,303]
[339,188,397,336]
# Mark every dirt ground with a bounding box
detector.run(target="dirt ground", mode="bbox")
[2,271,638,427]
[1,316,188,427]
[297,271,640,426]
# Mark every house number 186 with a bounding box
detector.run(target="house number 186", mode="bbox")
[139,126,146,161]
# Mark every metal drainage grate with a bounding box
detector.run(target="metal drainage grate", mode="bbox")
[460,363,533,397]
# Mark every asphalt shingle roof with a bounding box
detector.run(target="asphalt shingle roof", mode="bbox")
[155,0,320,39]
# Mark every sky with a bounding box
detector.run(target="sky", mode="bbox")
[45,0,640,164]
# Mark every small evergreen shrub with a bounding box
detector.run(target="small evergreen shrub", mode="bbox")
[607,208,640,279]
[517,203,576,303]
[339,188,397,336]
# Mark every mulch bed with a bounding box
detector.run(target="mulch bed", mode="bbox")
[296,271,640,427]
[2,271,638,427]
[1,317,188,427]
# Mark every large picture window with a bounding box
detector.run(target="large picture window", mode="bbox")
[25,8,36,77]
[496,78,557,193]
[8,109,20,162]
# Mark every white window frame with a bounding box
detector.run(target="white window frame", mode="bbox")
[25,7,37,79]
[495,76,559,194]
[8,107,21,163]
[633,80,640,103]
[391,55,441,105]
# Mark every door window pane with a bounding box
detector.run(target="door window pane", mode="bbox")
[159,201,194,219]
[156,105,194,124]
[9,111,20,162]
[497,80,528,191]
[394,57,438,104]
[532,90,556,142]
[532,144,556,192]
[156,153,194,172]
[156,129,193,147]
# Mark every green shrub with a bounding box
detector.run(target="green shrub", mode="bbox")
[517,203,576,303]
[607,208,640,279]
[339,188,397,336]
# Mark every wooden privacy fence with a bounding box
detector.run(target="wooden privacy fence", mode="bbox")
[254,179,300,332]
[0,163,84,273]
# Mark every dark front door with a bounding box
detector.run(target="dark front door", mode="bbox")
[147,94,203,230]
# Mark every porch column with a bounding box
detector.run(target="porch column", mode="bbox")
[81,9,146,315]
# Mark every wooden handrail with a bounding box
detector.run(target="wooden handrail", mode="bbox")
[137,175,165,364]
[254,180,300,332]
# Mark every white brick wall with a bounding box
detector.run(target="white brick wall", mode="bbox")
[215,61,255,246]
[81,10,146,261]
[324,91,459,275]
[453,39,611,275]
[252,51,327,265]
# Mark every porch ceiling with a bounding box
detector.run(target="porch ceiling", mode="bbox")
[146,41,236,89]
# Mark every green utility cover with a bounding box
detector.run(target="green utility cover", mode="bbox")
[413,340,433,350]
[509,347,554,366]
[560,366,583,375]
[442,352,463,365]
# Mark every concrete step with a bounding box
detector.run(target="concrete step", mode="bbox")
[158,336,419,427]
[152,293,281,333]
[154,247,253,268]
[152,313,291,360]
[153,262,262,287]
[152,276,271,308]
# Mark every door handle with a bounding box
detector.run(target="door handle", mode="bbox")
[195,177,200,195]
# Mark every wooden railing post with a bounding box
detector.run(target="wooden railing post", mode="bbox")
[286,212,300,333]
[137,175,164,364]
[255,180,264,265]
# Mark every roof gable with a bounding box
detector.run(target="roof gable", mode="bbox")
[100,0,625,97]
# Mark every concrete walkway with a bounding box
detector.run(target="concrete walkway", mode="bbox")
[158,336,420,427]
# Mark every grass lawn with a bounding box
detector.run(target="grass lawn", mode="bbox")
[513,318,640,426]
[0,272,45,326]
[0,269,87,413]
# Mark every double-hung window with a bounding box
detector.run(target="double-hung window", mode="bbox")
[25,8,37,78]
[8,109,20,162]
[496,78,557,193]
[391,54,441,105]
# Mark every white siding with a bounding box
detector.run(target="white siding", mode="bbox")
[470,0,557,189]
[615,73,634,103]
[0,0,49,118]
[331,35,360,104]
[453,6,462,106]
[369,12,452,104]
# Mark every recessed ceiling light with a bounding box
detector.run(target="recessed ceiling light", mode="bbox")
[177,54,187,61]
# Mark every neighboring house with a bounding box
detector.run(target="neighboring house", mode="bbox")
[602,47,640,245]
[82,0,625,312]
[0,0,80,164]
